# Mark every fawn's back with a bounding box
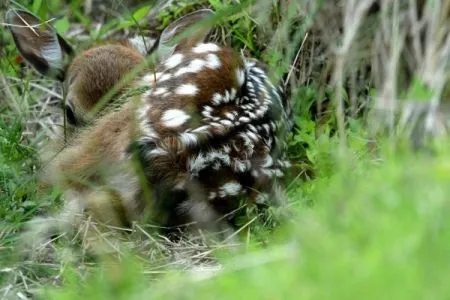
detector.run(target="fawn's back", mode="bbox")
[131,42,291,226]
[7,8,292,237]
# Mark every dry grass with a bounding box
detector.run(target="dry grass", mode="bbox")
[0,2,244,298]
[1,214,241,299]
[3,0,450,298]
[289,0,450,147]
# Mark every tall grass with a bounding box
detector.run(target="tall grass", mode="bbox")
[1,0,450,299]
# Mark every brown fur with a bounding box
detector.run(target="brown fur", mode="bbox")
[42,101,136,188]
[66,44,146,123]
[7,8,290,255]
[143,49,244,138]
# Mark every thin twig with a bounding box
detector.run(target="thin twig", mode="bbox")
[285,32,308,87]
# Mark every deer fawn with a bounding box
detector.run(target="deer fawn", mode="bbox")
[6,8,292,252]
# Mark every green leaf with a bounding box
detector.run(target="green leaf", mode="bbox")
[209,0,224,10]
[306,149,316,164]
[31,0,43,14]
[54,17,70,35]
[132,5,152,23]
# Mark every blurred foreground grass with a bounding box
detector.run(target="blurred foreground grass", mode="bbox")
[2,0,450,299]
[37,144,450,299]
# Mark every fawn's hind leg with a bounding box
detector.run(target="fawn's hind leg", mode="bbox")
[20,187,133,259]
[20,190,84,259]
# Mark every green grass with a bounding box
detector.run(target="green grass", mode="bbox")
[2,0,450,299]
[35,147,450,299]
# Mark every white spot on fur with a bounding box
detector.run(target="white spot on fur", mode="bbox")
[236,69,245,86]
[274,169,284,177]
[212,93,222,105]
[239,116,250,123]
[192,43,220,53]
[192,125,210,133]
[245,59,256,68]
[246,131,259,142]
[153,87,168,95]
[140,74,159,86]
[175,84,198,96]
[158,73,172,82]
[222,91,230,103]
[248,124,258,133]
[140,121,159,140]
[261,169,274,178]
[206,54,221,69]
[161,109,191,128]
[256,108,266,117]
[149,148,168,156]
[220,119,233,127]
[202,110,212,118]
[262,155,273,168]
[261,168,284,178]
[180,132,198,146]
[247,112,257,120]
[230,88,236,100]
[165,53,184,68]
[175,59,206,76]
[188,151,233,175]
[225,112,235,120]
[188,153,209,175]
[253,67,266,75]
[220,182,242,196]
[152,72,163,81]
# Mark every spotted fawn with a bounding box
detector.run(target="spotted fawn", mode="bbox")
[6,8,292,250]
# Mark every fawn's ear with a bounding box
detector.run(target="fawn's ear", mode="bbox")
[6,9,74,81]
[156,9,215,61]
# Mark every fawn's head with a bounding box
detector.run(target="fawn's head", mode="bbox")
[6,8,215,126]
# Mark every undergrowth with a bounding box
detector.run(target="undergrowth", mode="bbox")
[1,0,450,299]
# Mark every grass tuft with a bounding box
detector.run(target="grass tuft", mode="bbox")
[1,0,450,299]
